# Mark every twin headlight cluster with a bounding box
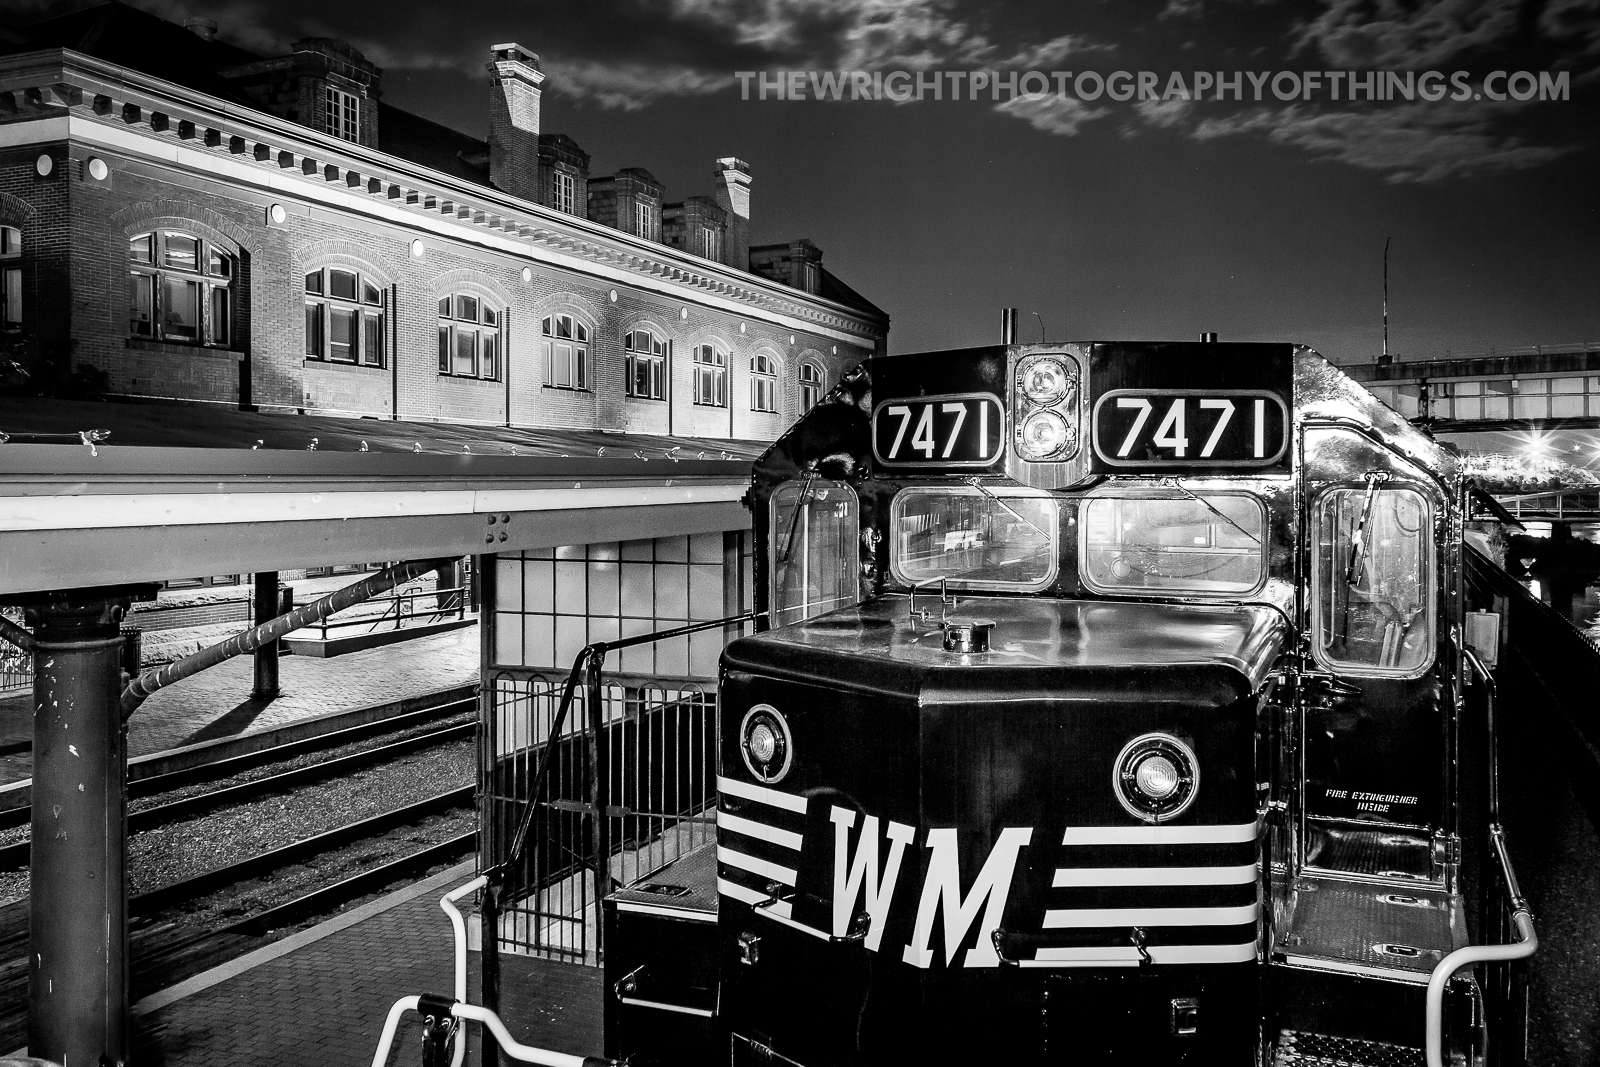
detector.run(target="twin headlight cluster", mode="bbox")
[741,706,1199,825]
[1013,354,1082,463]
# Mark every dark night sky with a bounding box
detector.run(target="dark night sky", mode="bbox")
[17,0,1600,361]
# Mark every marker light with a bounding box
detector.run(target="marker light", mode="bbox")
[1019,410,1071,460]
[1114,733,1199,823]
[1020,357,1070,405]
[740,704,793,784]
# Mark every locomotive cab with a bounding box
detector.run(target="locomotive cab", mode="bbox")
[607,340,1496,1066]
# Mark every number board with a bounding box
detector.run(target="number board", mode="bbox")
[872,392,1004,468]
[1091,389,1288,469]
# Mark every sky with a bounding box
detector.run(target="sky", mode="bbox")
[18,0,1600,362]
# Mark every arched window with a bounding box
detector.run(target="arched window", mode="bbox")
[438,294,502,380]
[0,226,19,329]
[693,344,726,407]
[542,313,589,390]
[128,230,234,346]
[625,328,666,400]
[799,362,824,412]
[305,267,385,366]
[751,353,777,412]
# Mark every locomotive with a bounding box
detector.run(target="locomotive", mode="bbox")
[597,336,1535,1067]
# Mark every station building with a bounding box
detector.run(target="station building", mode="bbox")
[0,2,888,438]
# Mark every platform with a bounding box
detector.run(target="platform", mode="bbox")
[128,860,603,1066]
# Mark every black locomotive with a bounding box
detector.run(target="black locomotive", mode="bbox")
[601,339,1533,1067]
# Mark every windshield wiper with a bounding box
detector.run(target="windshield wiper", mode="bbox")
[779,469,818,564]
[962,477,1053,543]
[1160,478,1260,545]
[1344,471,1390,586]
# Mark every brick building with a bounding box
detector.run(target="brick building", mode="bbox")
[0,3,888,441]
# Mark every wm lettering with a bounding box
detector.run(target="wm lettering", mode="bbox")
[830,806,913,952]
[903,827,1032,969]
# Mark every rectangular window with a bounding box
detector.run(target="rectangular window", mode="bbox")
[1312,485,1434,676]
[129,234,153,265]
[329,269,358,301]
[2,266,20,326]
[438,326,450,373]
[453,328,478,377]
[361,313,384,367]
[553,171,575,215]
[325,86,360,143]
[481,330,499,380]
[329,308,356,362]
[1080,493,1267,596]
[892,486,1059,592]
[635,200,653,239]
[162,276,200,340]
[455,295,478,322]
[770,480,860,628]
[305,303,323,357]
[162,234,198,271]
[753,376,775,412]
[130,273,153,336]
[209,286,230,346]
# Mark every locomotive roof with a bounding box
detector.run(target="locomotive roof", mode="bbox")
[725,596,1290,706]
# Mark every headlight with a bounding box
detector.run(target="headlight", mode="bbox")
[740,704,793,784]
[1114,733,1198,822]
[1020,357,1070,405]
[1018,410,1072,460]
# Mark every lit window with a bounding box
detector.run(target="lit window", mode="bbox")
[700,228,722,262]
[304,267,385,367]
[693,344,726,407]
[1080,492,1267,596]
[635,200,654,240]
[324,86,360,143]
[542,313,589,390]
[553,172,575,215]
[128,230,234,347]
[799,362,823,412]
[625,329,666,400]
[438,293,503,380]
[751,353,777,412]
[0,225,20,329]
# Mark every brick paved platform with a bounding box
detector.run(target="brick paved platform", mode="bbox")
[0,623,479,785]
[131,861,604,1067]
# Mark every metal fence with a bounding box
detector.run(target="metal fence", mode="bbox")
[0,610,27,696]
[298,584,469,640]
[482,661,719,966]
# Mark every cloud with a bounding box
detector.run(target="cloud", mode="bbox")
[1134,96,1195,128]
[544,58,737,110]
[1293,0,1521,68]
[1192,101,1573,181]
[1002,33,1116,69]
[994,93,1109,136]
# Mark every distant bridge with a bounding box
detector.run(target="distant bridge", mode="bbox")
[1496,490,1600,522]
[1342,342,1600,433]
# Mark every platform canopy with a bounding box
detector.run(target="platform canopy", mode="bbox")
[0,398,761,594]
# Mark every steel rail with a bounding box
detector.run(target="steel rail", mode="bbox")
[0,721,474,871]
[0,693,475,833]
[127,784,472,916]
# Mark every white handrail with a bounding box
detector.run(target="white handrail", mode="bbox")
[439,874,488,1067]
[1424,828,1537,1067]
[370,875,610,1067]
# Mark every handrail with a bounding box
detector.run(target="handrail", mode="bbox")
[1462,647,1500,823]
[440,874,487,1067]
[1424,825,1537,1067]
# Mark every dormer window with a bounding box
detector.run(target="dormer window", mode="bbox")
[325,86,360,143]
[553,172,576,215]
[700,228,722,262]
[635,200,654,240]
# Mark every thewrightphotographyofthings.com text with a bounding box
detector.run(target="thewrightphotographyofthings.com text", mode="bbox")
[733,69,1571,104]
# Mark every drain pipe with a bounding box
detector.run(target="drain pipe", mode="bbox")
[119,556,454,720]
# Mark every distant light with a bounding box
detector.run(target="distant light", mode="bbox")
[410,239,425,257]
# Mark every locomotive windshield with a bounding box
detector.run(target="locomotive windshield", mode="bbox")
[891,486,1058,591]
[1079,492,1268,596]
[1311,485,1434,675]
[769,478,861,627]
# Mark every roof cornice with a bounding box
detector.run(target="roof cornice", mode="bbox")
[0,48,888,342]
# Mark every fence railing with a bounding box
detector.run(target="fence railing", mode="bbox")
[297,585,468,640]
[479,612,758,972]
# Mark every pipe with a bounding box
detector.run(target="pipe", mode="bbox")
[1424,826,1536,1067]
[452,1004,608,1067]
[370,996,422,1067]
[441,874,488,1067]
[1462,647,1499,823]
[0,614,34,652]
[1001,308,1017,345]
[119,556,453,720]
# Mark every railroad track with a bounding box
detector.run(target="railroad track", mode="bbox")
[0,687,483,1049]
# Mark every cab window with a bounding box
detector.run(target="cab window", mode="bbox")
[770,479,859,627]
[1080,492,1267,596]
[891,486,1058,592]
[1312,485,1434,676]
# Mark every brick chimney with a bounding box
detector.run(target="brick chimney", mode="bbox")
[712,157,751,271]
[486,44,543,202]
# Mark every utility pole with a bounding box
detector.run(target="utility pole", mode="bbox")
[1381,236,1392,365]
